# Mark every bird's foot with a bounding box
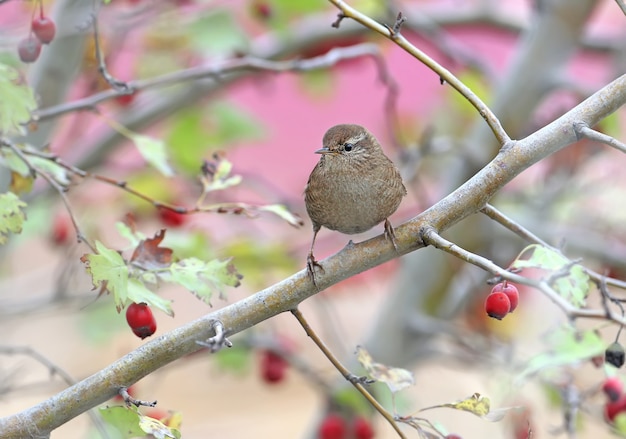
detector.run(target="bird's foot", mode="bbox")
[306,252,324,286]
[384,219,398,251]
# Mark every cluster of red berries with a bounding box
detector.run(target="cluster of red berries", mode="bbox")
[603,377,626,423]
[18,10,57,63]
[484,281,519,320]
[126,302,157,339]
[318,414,374,439]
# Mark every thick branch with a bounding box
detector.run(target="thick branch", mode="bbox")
[1,72,625,439]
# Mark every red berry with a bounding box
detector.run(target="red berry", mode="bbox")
[32,16,56,44]
[260,351,288,384]
[318,414,347,439]
[114,91,137,107]
[157,207,186,227]
[445,435,462,439]
[18,36,42,63]
[352,416,374,439]
[605,395,626,422]
[603,377,624,402]
[491,282,519,312]
[485,292,511,320]
[251,1,272,20]
[125,302,157,339]
[51,213,71,245]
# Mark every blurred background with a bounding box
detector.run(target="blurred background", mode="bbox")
[1,0,626,437]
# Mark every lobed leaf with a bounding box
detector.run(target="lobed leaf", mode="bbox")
[0,191,27,245]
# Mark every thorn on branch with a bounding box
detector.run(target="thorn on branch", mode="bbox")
[331,12,346,28]
[196,320,232,353]
[392,12,407,35]
[119,387,157,408]
[347,374,375,385]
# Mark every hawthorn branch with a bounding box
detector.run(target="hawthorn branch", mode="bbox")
[327,0,510,146]
[2,34,626,439]
[291,308,405,438]
[33,43,392,122]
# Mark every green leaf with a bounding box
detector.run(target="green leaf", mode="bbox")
[518,326,604,380]
[130,134,174,177]
[0,191,27,245]
[81,241,129,310]
[0,63,37,136]
[115,221,145,248]
[189,10,249,56]
[510,244,590,307]
[166,257,242,304]
[214,344,251,374]
[258,204,304,228]
[127,278,174,317]
[29,155,70,186]
[100,406,145,439]
[202,157,242,192]
[0,147,30,176]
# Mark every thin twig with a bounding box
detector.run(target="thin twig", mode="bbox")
[33,43,387,122]
[420,227,626,325]
[0,345,111,439]
[290,308,407,439]
[326,0,510,146]
[573,122,626,154]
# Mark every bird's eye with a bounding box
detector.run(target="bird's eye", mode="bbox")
[343,143,354,152]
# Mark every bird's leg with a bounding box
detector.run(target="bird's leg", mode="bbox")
[383,218,398,251]
[306,228,324,285]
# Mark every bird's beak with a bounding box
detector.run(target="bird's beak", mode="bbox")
[315,147,332,155]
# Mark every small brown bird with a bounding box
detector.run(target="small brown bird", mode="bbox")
[304,124,407,284]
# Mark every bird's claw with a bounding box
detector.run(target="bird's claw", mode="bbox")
[306,253,324,286]
[384,218,398,251]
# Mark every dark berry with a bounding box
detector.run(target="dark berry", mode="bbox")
[18,36,42,63]
[606,342,626,368]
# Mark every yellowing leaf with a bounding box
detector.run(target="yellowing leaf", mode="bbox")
[81,241,129,310]
[138,413,180,439]
[9,171,33,194]
[201,156,242,193]
[0,191,27,244]
[130,134,174,177]
[419,393,516,421]
[100,406,145,439]
[356,346,414,394]
[0,63,37,136]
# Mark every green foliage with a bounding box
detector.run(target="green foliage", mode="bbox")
[0,63,37,136]
[100,406,181,439]
[131,134,174,177]
[511,244,590,307]
[189,10,249,56]
[214,344,251,374]
[519,326,604,380]
[0,192,27,245]
[167,103,264,174]
[82,227,241,315]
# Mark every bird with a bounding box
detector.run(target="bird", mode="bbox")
[304,124,407,285]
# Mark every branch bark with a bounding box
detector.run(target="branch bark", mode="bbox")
[1,67,624,438]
